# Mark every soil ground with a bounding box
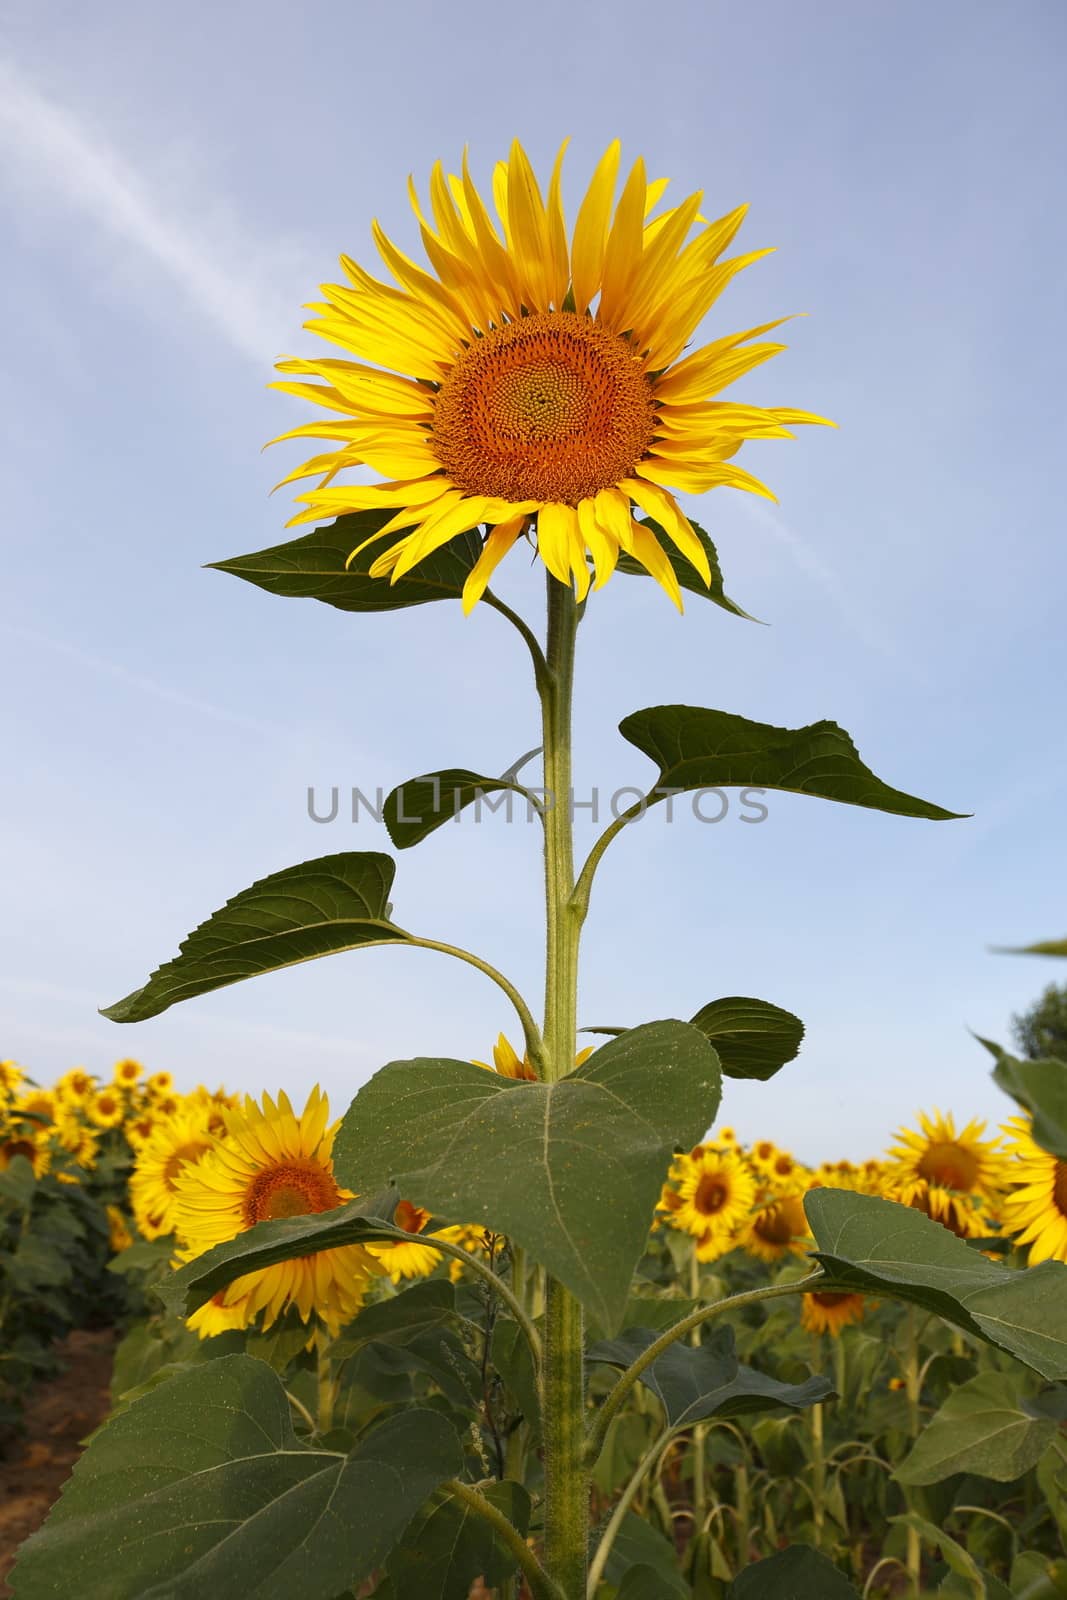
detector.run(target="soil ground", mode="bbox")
[0,1327,117,1597]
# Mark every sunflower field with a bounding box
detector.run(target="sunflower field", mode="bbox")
[5,136,1067,1600]
[4,1046,1067,1598]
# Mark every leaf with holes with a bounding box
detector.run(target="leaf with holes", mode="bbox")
[102,853,406,1022]
[332,1021,722,1334]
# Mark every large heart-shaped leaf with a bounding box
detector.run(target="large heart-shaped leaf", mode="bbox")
[890,1514,1013,1600]
[619,705,964,820]
[600,1514,688,1597]
[728,1545,859,1598]
[688,996,804,1082]
[384,1481,530,1600]
[209,513,481,612]
[894,1371,1058,1485]
[384,769,529,849]
[588,1324,832,1430]
[615,516,757,621]
[806,1189,1067,1379]
[9,1355,462,1600]
[333,1021,722,1333]
[102,853,405,1022]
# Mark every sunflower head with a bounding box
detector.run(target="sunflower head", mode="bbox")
[272,140,830,613]
[801,1289,867,1338]
[0,1132,49,1177]
[88,1089,125,1130]
[0,1060,24,1099]
[741,1191,811,1264]
[1000,1114,1067,1265]
[672,1147,756,1242]
[129,1103,220,1240]
[172,1088,377,1336]
[56,1068,95,1104]
[886,1109,1008,1236]
[113,1057,143,1087]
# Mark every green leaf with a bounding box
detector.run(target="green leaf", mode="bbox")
[616,1564,682,1600]
[385,1481,530,1600]
[333,1021,723,1334]
[728,1545,859,1598]
[601,1512,688,1597]
[688,997,804,1082]
[619,705,964,820]
[10,1354,462,1600]
[384,769,529,850]
[209,512,481,612]
[616,516,758,621]
[805,1189,1067,1379]
[331,1278,457,1355]
[160,1194,407,1318]
[102,853,405,1023]
[985,1046,1067,1160]
[895,1371,1058,1485]
[998,937,1067,958]
[0,1153,36,1207]
[588,1324,832,1430]
[891,1514,1012,1600]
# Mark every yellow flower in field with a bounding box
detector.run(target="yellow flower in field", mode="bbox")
[130,1104,220,1239]
[16,1088,56,1126]
[741,1191,811,1264]
[125,1112,156,1147]
[750,1138,778,1174]
[472,1033,593,1081]
[87,1087,125,1130]
[173,1088,379,1338]
[153,1092,181,1118]
[106,1204,133,1253]
[366,1198,464,1283]
[801,1289,867,1338]
[886,1109,1008,1234]
[273,140,830,612]
[112,1057,143,1087]
[0,1060,24,1098]
[146,1070,175,1097]
[0,1130,49,1177]
[53,1114,98,1171]
[56,1068,96,1105]
[673,1147,756,1241]
[1000,1116,1067,1265]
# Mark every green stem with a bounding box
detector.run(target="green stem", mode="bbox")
[483,589,552,691]
[315,1326,335,1434]
[689,1245,708,1530]
[571,794,652,921]
[540,574,588,1600]
[444,1479,565,1600]
[585,1271,826,1466]
[903,1306,922,1596]
[586,1432,676,1598]
[401,935,545,1073]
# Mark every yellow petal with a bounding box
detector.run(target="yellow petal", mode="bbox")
[536,503,579,586]
[570,141,621,314]
[462,516,527,613]
[621,478,710,585]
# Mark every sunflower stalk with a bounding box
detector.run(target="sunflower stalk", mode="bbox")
[539,574,589,1598]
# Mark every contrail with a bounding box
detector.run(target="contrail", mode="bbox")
[0,57,298,366]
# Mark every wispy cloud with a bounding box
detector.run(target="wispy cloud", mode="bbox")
[0,57,305,365]
[7,623,286,736]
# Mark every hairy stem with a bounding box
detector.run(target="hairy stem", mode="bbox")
[540,575,588,1599]
[586,1432,676,1597]
[400,934,546,1074]
[444,1479,565,1600]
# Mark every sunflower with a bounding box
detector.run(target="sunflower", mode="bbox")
[0,1131,49,1177]
[173,1088,379,1337]
[885,1109,1008,1235]
[801,1290,867,1338]
[112,1057,143,1087]
[53,1114,99,1171]
[55,1067,95,1105]
[367,1199,451,1282]
[272,140,830,613]
[146,1069,174,1097]
[129,1104,220,1239]
[750,1137,778,1174]
[741,1191,811,1264]
[472,1033,593,1080]
[0,1060,23,1098]
[673,1147,756,1241]
[1000,1115,1067,1265]
[16,1088,56,1126]
[106,1204,133,1253]
[87,1087,126,1130]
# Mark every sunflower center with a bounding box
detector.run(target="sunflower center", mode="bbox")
[244,1161,341,1224]
[693,1175,730,1216]
[918,1140,979,1192]
[811,1291,855,1309]
[432,311,657,505]
[162,1140,212,1191]
[1053,1161,1067,1217]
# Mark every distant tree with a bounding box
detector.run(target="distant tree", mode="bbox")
[1011,981,1067,1061]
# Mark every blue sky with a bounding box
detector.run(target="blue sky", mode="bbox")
[1,0,1065,1160]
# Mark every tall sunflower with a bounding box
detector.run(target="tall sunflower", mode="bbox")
[1000,1115,1067,1265]
[885,1109,1008,1236]
[173,1088,379,1337]
[740,1191,811,1264]
[672,1147,755,1243]
[801,1290,867,1338]
[272,140,829,612]
[0,1060,23,1099]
